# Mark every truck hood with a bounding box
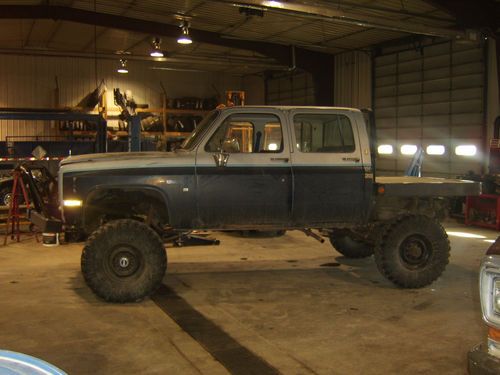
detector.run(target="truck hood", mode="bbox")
[59,151,195,174]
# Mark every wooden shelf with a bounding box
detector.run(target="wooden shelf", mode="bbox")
[60,130,97,136]
[136,108,208,115]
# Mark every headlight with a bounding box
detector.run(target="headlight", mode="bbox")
[63,199,82,207]
[480,255,500,357]
[480,255,500,327]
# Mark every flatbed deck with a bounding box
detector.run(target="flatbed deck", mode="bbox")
[376,176,481,197]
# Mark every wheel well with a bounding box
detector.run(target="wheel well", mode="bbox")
[374,196,449,222]
[83,188,169,235]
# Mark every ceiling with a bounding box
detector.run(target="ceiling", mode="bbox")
[0,0,463,74]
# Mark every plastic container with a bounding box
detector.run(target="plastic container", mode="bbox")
[42,233,59,246]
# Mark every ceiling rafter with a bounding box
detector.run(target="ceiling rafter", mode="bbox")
[212,0,465,38]
[81,0,137,51]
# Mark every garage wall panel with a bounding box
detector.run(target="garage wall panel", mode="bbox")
[265,70,315,105]
[0,55,242,142]
[374,40,486,177]
[334,51,372,108]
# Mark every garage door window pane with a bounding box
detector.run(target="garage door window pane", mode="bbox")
[294,114,355,153]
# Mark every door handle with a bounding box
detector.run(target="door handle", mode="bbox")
[342,157,360,163]
[270,157,289,162]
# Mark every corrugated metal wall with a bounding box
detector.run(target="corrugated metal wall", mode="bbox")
[334,51,372,109]
[374,40,486,177]
[0,55,241,142]
[265,70,315,105]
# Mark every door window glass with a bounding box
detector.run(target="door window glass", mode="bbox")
[205,114,283,153]
[294,114,355,153]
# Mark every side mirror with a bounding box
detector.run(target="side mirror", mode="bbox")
[213,152,230,167]
[221,137,240,153]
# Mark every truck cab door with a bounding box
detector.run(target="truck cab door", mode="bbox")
[195,110,292,228]
[289,109,370,226]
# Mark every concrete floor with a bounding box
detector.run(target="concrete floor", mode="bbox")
[0,222,496,374]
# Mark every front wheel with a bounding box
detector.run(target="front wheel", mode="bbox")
[81,219,167,302]
[374,215,450,288]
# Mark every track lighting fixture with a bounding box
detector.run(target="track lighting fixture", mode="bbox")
[150,37,164,57]
[177,21,193,45]
[117,59,128,74]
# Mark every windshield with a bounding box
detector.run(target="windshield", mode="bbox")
[180,110,219,150]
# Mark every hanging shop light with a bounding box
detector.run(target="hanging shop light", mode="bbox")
[117,59,129,74]
[150,37,164,57]
[177,21,193,45]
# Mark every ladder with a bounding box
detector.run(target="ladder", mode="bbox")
[4,169,32,244]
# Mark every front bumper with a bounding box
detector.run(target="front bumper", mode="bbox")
[28,209,62,233]
[468,344,500,375]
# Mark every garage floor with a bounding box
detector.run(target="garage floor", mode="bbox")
[0,222,495,375]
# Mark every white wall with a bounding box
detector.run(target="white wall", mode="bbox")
[242,74,265,105]
[0,54,242,141]
[334,51,372,109]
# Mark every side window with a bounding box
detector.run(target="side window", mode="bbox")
[205,114,283,153]
[294,114,355,153]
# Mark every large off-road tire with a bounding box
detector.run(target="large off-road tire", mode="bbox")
[374,215,450,288]
[329,233,374,258]
[0,187,12,207]
[81,219,167,303]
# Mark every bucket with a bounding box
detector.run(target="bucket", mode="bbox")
[42,233,59,247]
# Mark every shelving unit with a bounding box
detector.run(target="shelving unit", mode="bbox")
[55,92,210,151]
[136,107,207,139]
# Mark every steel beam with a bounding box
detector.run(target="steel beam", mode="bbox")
[217,0,465,38]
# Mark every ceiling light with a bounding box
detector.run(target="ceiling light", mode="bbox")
[117,59,128,74]
[150,37,164,57]
[177,21,193,45]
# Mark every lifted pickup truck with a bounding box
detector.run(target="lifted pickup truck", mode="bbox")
[32,106,480,302]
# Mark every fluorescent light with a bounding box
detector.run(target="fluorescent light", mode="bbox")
[484,240,496,243]
[150,50,164,57]
[455,145,477,156]
[401,144,417,155]
[63,199,83,207]
[263,1,284,7]
[377,144,393,155]
[426,145,445,155]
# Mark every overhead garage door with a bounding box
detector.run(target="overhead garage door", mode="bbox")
[374,40,486,178]
[266,71,315,106]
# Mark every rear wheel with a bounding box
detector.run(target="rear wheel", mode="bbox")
[374,215,450,288]
[81,219,166,302]
[329,232,373,258]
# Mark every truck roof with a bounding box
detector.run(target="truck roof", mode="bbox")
[219,105,363,112]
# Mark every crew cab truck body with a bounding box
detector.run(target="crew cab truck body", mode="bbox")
[36,106,480,302]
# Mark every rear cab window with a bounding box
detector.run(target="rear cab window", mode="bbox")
[293,113,356,153]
